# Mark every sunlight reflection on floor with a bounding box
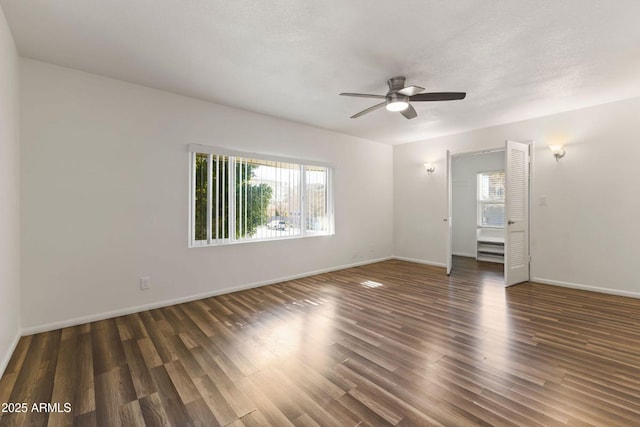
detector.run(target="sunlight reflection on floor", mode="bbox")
[361,280,384,289]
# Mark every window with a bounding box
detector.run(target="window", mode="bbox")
[477,171,505,228]
[189,145,334,246]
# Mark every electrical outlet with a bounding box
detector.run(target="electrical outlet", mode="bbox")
[140,276,150,290]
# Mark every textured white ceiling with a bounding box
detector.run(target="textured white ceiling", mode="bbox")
[3,0,640,144]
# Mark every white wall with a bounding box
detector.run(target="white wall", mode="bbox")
[394,142,502,268]
[0,5,21,376]
[395,96,640,297]
[15,56,640,335]
[452,151,504,257]
[20,59,394,332]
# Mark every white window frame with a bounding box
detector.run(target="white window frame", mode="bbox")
[188,145,335,247]
[477,170,505,229]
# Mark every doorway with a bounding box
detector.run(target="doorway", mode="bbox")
[450,255,504,287]
[446,141,532,287]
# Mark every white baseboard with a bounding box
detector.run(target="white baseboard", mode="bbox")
[532,277,640,299]
[452,252,476,258]
[21,256,394,335]
[392,256,446,268]
[13,258,640,359]
[0,330,22,379]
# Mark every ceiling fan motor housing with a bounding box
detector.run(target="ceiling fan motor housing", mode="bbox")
[387,76,407,93]
[386,77,410,110]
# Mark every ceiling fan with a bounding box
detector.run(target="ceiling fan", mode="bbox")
[340,76,466,119]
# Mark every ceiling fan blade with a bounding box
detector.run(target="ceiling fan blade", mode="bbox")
[410,92,467,101]
[398,85,425,96]
[401,104,417,120]
[340,93,386,99]
[351,102,386,119]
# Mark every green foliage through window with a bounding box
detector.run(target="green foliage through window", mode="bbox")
[191,150,332,246]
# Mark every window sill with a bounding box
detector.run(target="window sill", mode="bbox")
[189,232,334,248]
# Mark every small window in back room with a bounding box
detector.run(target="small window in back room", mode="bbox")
[477,171,505,227]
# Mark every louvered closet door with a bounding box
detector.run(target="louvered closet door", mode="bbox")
[504,140,530,286]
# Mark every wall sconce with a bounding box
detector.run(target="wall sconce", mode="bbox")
[424,163,436,174]
[549,145,565,161]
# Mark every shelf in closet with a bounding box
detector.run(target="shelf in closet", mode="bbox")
[476,228,505,264]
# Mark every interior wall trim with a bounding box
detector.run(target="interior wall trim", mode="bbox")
[452,252,477,258]
[0,330,21,379]
[17,257,639,339]
[392,256,447,268]
[532,277,640,299]
[20,256,394,336]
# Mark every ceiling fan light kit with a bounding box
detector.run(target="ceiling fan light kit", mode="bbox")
[386,93,409,112]
[341,76,466,120]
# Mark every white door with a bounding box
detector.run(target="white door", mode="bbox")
[446,150,453,275]
[504,140,530,286]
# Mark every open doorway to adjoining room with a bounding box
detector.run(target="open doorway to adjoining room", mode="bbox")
[450,148,506,281]
[446,142,532,286]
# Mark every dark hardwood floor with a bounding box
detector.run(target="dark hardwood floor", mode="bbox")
[1,257,640,426]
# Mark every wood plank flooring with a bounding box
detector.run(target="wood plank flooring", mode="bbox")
[2,257,640,426]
